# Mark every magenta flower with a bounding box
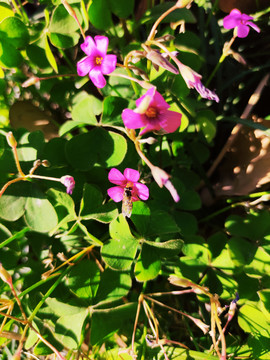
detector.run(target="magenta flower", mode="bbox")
[178,64,219,102]
[107,168,149,203]
[223,9,260,38]
[60,175,75,195]
[122,87,182,136]
[77,36,117,88]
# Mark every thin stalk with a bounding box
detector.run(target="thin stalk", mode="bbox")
[131,294,143,355]
[205,36,236,87]
[0,227,30,250]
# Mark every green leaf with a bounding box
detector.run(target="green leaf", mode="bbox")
[46,297,85,317]
[49,3,81,48]
[0,17,29,48]
[95,268,132,304]
[24,184,58,233]
[248,334,270,360]
[131,201,151,236]
[71,96,98,125]
[101,215,139,270]
[228,236,257,267]
[44,35,58,72]
[238,303,270,337]
[34,329,63,355]
[55,309,88,349]
[147,210,179,236]
[0,3,14,23]
[195,110,216,143]
[80,183,118,223]
[65,128,127,171]
[0,181,28,221]
[244,247,270,278]
[0,39,22,68]
[67,260,100,302]
[144,238,183,258]
[91,303,136,345]
[183,236,210,265]
[174,211,198,236]
[88,0,113,30]
[135,243,161,282]
[109,0,134,18]
[101,96,129,127]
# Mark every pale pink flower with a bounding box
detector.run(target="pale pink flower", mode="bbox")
[77,36,117,88]
[178,64,219,102]
[223,9,260,38]
[122,87,182,136]
[60,175,75,195]
[151,166,180,203]
[107,168,149,203]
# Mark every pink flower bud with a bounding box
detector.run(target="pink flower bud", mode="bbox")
[151,166,180,202]
[60,175,75,195]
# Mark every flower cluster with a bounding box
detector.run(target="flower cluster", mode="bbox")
[74,6,260,207]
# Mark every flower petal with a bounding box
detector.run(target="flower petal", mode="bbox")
[108,168,126,185]
[223,9,241,29]
[136,87,155,108]
[124,168,140,182]
[101,54,117,74]
[152,91,170,110]
[94,35,109,56]
[139,122,161,136]
[164,180,180,202]
[81,36,96,56]
[134,182,149,201]
[89,67,106,88]
[236,24,250,38]
[122,109,147,129]
[77,56,94,77]
[107,186,124,202]
[246,21,260,33]
[159,110,181,133]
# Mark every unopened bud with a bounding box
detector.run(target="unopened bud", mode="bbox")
[22,76,40,88]
[6,132,17,148]
[176,0,193,8]
[155,34,175,42]
[138,137,157,145]
[146,50,179,75]
[42,160,51,167]
[0,263,13,287]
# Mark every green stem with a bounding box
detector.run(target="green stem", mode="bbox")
[28,266,70,322]
[199,202,244,223]
[77,221,103,246]
[206,36,236,87]
[0,227,30,250]
[18,274,59,299]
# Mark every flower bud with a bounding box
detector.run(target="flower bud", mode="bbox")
[41,160,51,167]
[60,175,75,195]
[22,76,40,88]
[0,263,13,287]
[6,132,17,148]
[146,50,179,75]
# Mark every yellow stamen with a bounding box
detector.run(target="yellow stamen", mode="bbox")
[145,106,157,118]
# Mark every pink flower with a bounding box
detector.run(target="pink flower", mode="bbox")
[122,87,182,136]
[107,168,149,203]
[60,175,75,195]
[151,166,180,203]
[223,9,260,38]
[77,36,117,88]
[178,64,219,102]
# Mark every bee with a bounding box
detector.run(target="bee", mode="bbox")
[122,182,133,218]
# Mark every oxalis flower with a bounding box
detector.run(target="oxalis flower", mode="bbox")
[178,63,219,102]
[223,9,260,38]
[77,35,117,88]
[107,168,149,218]
[60,175,75,195]
[122,87,182,136]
